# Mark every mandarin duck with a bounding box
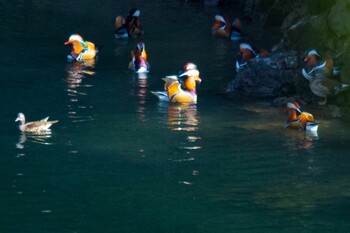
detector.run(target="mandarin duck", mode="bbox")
[285,102,318,132]
[212,15,242,40]
[129,42,150,74]
[302,49,349,105]
[115,8,143,38]
[64,34,97,61]
[151,64,201,103]
[236,42,268,71]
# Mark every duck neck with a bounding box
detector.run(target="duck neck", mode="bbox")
[72,41,86,54]
[184,76,197,92]
[287,109,298,122]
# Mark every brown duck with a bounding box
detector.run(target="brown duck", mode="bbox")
[15,113,58,132]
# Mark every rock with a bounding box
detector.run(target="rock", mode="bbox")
[226,52,299,98]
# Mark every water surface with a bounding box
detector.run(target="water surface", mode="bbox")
[1,1,350,232]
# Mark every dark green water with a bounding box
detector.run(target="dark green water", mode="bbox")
[1,1,350,232]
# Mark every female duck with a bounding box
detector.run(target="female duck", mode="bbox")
[64,34,97,61]
[129,42,150,74]
[285,102,318,132]
[115,8,143,38]
[15,113,58,133]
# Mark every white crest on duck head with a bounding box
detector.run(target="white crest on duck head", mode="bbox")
[239,43,258,56]
[287,102,302,113]
[67,34,86,46]
[240,43,253,51]
[305,49,321,58]
[183,63,197,71]
[215,15,226,23]
[179,69,200,77]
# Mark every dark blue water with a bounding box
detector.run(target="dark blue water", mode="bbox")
[1,1,350,232]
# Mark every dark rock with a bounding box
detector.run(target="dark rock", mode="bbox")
[225,50,328,106]
[226,52,300,98]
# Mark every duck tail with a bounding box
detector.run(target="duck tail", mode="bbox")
[334,83,350,95]
[93,45,102,54]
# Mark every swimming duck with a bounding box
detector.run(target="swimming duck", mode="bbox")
[285,102,318,132]
[115,8,143,38]
[64,34,97,61]
[236,42,268,71]
[302,49,349,105]
[151,68,202,103]
[211,15,242,41]
[129,42,150,74]
[15,113,58,132]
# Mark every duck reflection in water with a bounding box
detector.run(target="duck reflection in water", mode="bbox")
[132,73,148,122]
[65,61,96,123]
[163,103,200,132]
[16,131,53,149]
[158,103,202,172]
[283,129,318,152]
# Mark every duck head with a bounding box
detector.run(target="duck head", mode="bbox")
[238,43,258,62]
[212,15,226,32]
[286,101,301,121]
[183,62,197,71]
[15,113,25,125]
[135,41,147,62]
[137,42,145,52]
[64,34,87,55]
[304,49,321,68]
[179,69,202,92]
[64,34,86,47]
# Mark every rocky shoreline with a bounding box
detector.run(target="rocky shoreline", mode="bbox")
[223,0,350,118]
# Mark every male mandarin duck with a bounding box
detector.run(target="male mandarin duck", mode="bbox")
[285,102,319,132]
[64,34,97,61]
[115,8,143,38]
[302,49,333,80]
[15,113,58,133]
[302,49,349,105]
[211,15,242,41]
[151,64,202,103]
[236,42,268,71]
[129,42,150,74]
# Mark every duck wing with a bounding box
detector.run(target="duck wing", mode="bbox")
[24,120,58,132]
[150,91,169,101]
[40,117,49,122]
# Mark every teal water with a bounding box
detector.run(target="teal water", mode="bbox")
[1,1,350,232]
